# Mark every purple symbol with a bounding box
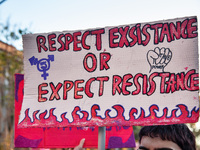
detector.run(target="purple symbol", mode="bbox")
[29,55,54,80]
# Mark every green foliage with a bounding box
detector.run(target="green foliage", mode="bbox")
[0,0,6,5]
[187,122,200,149]
[0,19,29,149]
[0,18,30,49]
[133,126,142,142]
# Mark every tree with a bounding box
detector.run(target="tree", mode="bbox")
[0,0,6,5]
[0,19,30,149]
[0,18,29,50]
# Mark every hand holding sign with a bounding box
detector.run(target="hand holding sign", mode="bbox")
[69,138,85,150]
[147,47,172,73]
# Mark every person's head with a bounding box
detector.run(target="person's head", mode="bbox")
[138,124,196,150]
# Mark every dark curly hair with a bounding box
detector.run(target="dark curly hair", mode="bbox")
[139,124,196,150]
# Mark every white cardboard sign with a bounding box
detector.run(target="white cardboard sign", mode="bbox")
[19,16,199,128]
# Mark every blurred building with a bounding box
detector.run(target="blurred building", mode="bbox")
[0,40,23,148]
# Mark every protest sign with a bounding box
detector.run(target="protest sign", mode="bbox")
[15,74,136,148]
[19,16,199,128]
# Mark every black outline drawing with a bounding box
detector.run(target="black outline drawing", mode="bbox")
[147,47,172,73]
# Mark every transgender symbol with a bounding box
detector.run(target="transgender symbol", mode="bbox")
[29,55,54,80]
[147,47,172,73]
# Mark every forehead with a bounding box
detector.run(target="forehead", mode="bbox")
[140,136,182,150]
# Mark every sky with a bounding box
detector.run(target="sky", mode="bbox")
[0,0,200,50]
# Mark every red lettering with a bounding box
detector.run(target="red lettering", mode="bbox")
[91,29,105,50]
[160,23,171,42]
[122,74,133,95]
[63,80,74,100]
[48,34,56,51]
[132,73,142,95]
[129,26,137,47]
[170,22,181,41]
[100,52,111,71]
[150,23,163,44]
[143,75,148,94]
[160,73,170,93]
[109,27,119,48]
[38,83,48,102]
[165,73,176,93]
[119,26,129,47]
[180,19,188,39]
[176,73,185,91]
[185,69,199,91]
[147,73,158,96]
[65,33,73,50]
[85,77,95,98]
[73,32,82,51]
[74,80,84,99]
[187,18,198,38]
[97,76,109,96]
[112,75,122,95]
[82,31,90,50]
[37,35,48,53]
[136,24,142,45]
[83,53,97,72]
[190,73,199,91]
[49,82,62,100]
[142,24,150,46]
[57,34,65,51]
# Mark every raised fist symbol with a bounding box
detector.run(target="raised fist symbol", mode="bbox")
[147,47,172,73]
